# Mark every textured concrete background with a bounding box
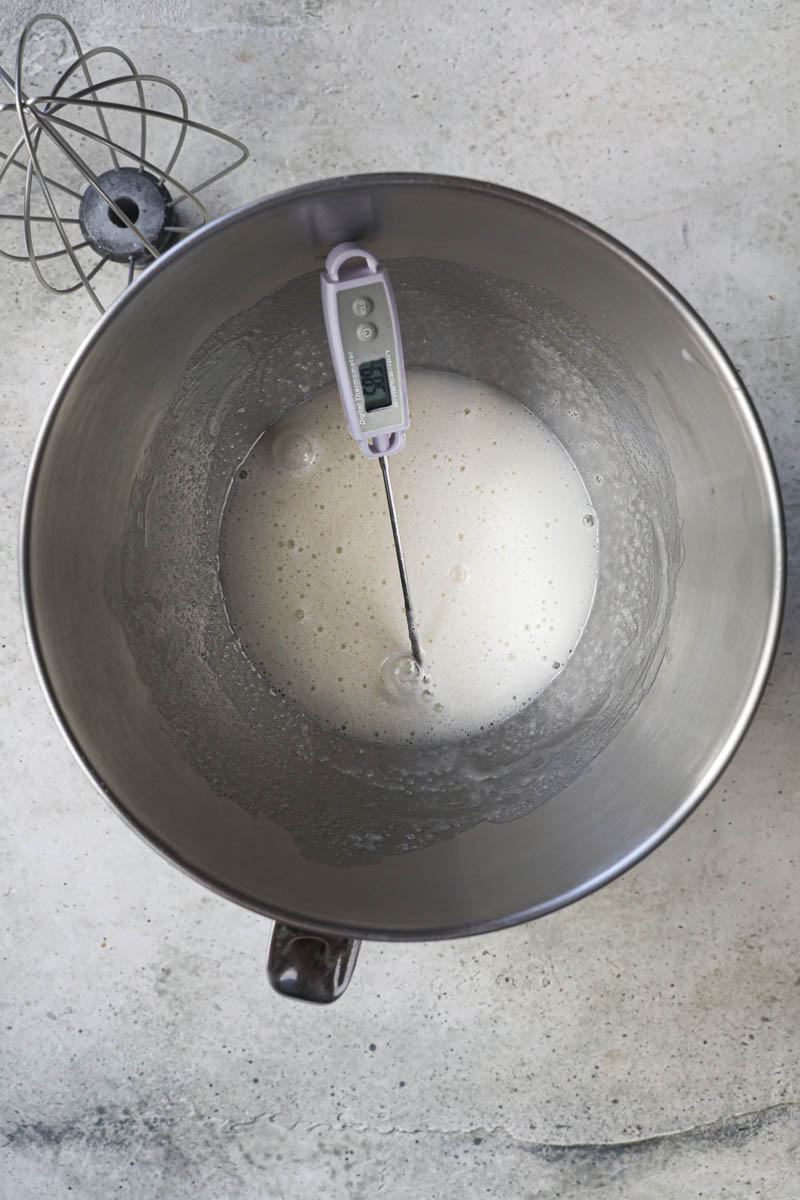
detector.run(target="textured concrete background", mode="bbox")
[1,1,799,1196]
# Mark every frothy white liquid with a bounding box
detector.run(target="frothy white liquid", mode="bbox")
[219,371,599,742]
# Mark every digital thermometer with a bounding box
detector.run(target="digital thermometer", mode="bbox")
[321,242,423,668]
[321,243,409,459]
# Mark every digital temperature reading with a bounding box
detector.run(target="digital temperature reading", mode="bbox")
[359,358,392,412]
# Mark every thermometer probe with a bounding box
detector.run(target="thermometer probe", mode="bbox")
[321,243,423,668]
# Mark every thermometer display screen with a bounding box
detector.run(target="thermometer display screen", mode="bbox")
[359,358,392,412]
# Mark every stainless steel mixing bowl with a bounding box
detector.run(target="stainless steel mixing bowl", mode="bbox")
[21,175,784,1001]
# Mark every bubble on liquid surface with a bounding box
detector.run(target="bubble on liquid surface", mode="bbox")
[583,513,596,527]
[448,564,469,584]
[272,430,318,475]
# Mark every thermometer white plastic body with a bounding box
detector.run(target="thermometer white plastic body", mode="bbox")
[320,243,409,459]
[321,243,423,667]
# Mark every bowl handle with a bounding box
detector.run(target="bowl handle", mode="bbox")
[267,922,361,1003]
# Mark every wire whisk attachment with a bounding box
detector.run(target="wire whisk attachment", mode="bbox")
[0,13,249,312]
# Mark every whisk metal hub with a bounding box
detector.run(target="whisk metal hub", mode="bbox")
[1,13,248,311]
[78,166,174,263]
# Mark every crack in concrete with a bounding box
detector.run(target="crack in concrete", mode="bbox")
[224,1112,324,1135]
[6,1098,798,1163]
[223,1099,800,1158]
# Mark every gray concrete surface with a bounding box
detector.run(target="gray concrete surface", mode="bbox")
[1,1,799,1196]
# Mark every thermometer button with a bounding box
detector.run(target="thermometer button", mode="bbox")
[352,295,374,317]
[356,322,377,341]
